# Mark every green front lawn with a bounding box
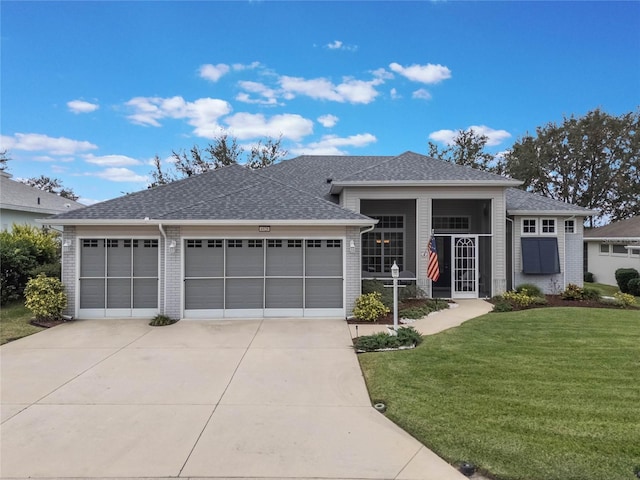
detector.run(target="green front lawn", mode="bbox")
[0,301,43,345]
[359,308,640,480]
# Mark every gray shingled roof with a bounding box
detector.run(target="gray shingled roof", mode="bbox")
[584,216,640,239]
[1,172,84,215]
[50,164,372,224]
[505,188,595,215]
[331,151,522,188]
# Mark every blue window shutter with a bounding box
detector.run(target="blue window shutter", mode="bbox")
[521,238,560,274]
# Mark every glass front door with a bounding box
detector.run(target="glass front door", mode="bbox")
[452,236,478,298]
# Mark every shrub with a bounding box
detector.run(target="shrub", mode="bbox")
[29,262,61,279]
[353,292,390,322]
[615,268,639,294]
[584,271,594,283]
[515,283,543,297]
[561,283,585,301]
[400,299,448,319]
[627,278,640,296]
[613,291,636,308]
[582,286,601,301]
[24,274,67,321]
[531,296,549,305]
[149,314,178,326]
[502,290,535,308]
[354,327,421,352]
[0,225,60,305]
[396,326,423,346]
[361,280,425,309]
[492,301,513,313]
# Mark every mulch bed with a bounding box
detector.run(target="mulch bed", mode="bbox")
[347,298,452,325]
[30,318,70,328]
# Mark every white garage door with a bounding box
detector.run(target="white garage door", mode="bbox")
[78,238,159,318]
[184,238,343,318]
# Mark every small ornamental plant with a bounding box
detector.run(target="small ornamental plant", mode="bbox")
[353,292,390,322]
[614,291,636,308]
[24,274,67,321]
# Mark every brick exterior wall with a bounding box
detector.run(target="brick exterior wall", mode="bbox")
[345,226,361,315]
[163,226,182,319]
[62,226,76,317]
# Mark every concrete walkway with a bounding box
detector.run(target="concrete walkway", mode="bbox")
[348,298,494,338]
[0,310,489,480]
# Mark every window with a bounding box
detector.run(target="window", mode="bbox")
[207,240,223,248]
[306,240,322,248]
[521,238,560,274]
[522,219,537,234]
[600,243,610,254]
[227,240,242,248]
[83,239,99,248]
[564,220,575,234]
[187,240,202,248]
[612,244,628,255]
[248,240,263,248]
[541,219,556,234]
[268,240,282,248]
[326,240,342,248]
[362,215,404,274]
[433,216,470,232]
[288,240,302,248]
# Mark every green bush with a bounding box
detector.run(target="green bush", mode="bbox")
[613,291,636,308]
[353,292,390,322]
[627,278,640,296]
[354,327,421,352]
[361,280,425,309]
[24,274,67,321]
[582,286,601,301]
[0,225,60,305]
[149,314,178,326]
[614,268,639,294]
[584,271,594,283]
[399,299,449,319]
[29,262,61,279]
[502,290,535,308]
[515,283,543,297]
[492,301,514,313]
[561,283,585,300]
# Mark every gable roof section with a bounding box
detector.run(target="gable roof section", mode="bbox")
[1,172,84,215]
[584,216,640,241]
[505,188,595,216]
[328,151,522,192]
[49,164,374,226]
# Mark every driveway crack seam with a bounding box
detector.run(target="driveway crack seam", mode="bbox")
[177,318,264,477]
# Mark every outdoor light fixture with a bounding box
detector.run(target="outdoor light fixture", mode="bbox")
[391,261,399,279]
[349,240,356,253]
[168,240,176,254]
[62,239,72,252]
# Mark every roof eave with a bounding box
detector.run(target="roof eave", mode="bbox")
[584,236,640,242]
[40,218,376,227]
[508,209,596,216]
[331,179,523,194]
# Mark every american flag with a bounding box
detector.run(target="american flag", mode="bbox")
[427,236,440,282]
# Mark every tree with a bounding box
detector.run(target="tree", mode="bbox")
[0,150,9,171]
[248,135,289,169]
[149,133,287,187]
[21,175,79,201]
[428,129,498,172]
[504,109,639,225]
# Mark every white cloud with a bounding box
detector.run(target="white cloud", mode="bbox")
[67,99,99,114]
[199,63,231,82]
[92,168,148,183]
[0,133,97,155]
[318,114,339,128]
[125,96,232,138]
[412,88,432,100]
[279,75,379,104]
[291,133,377,155]
[371,68,394,81]
[77,197,102,206]
[224,113,313,141]
[428,125,512,146]
[232,61,261,71]
[84,154,142,167]
[326,40,358,52]
[390,88,400,100]
[389,62,452,84]
[236,81,279,105]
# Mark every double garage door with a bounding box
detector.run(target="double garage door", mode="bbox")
[184,238,344,318]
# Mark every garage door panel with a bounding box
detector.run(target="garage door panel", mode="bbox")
[106,240,131,277]
[305,278,343,308]
[226,278,263,309]
[185,240,223,277]
[226,240,264,277]
[133,240,159,277]
[133,278,159,308]
[305,240,342,276]
[266,240,303,276]
[80,279,105,309]
[185,279,223,309]
[107,278,131,308]
[265,278,303,308]
[80,240,105,277]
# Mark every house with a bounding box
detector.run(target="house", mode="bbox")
[48,151,593,320]
[1,171,84,231]
[584,216,640,286]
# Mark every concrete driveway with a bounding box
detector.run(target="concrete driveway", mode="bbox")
[1,318,465,480]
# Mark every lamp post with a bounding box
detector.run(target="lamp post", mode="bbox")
[391,261,399,331]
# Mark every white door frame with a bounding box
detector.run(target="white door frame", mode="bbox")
[451,235,478,299]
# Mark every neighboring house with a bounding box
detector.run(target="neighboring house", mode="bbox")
[48,151,593,320]
[1,171,84,231]
[584,216,640,286]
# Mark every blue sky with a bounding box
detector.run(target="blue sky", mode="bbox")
[2,1,639,204]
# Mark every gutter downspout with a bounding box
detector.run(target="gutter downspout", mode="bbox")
[506,217,514,292]
[564,215,576,289]
[158,223,167,315]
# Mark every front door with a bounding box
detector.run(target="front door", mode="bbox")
[452,236,478,298]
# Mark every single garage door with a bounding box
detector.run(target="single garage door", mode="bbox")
[78,238,160,318]
[184,238,343,318]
